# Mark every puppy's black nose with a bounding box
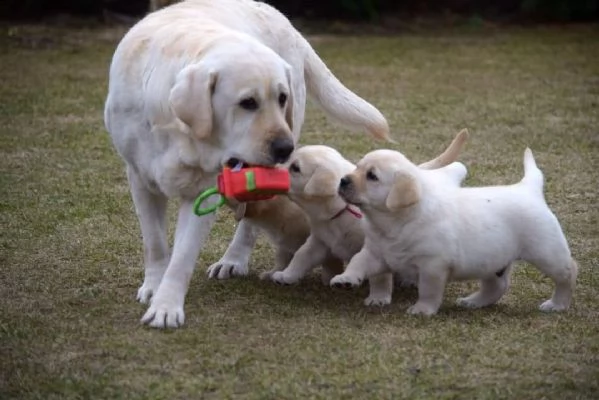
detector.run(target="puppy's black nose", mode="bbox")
[270,137,294,164]
[339,176,351,189]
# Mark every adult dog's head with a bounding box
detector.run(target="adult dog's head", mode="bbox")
[339,129,469,213]
[169,39,295,168]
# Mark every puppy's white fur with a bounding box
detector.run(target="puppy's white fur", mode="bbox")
[104,0,389,328]
[332,148,577,315]
[271,130,469,306]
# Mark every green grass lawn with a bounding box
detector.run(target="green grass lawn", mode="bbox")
[1,22,598,399]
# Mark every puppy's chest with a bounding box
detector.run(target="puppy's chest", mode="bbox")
[315,221,363,262]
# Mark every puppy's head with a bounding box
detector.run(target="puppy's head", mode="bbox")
[286,145,355,203]
[169,41,295,169]
[339,150,421,213]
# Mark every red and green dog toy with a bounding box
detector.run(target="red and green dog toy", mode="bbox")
[193,166,290,216]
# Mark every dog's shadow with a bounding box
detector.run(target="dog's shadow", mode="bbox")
[193,271,558,324]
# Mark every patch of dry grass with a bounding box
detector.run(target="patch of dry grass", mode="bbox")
[1,23,598,399]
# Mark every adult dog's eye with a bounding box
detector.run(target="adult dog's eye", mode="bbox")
[366,170,378,181]
[278,93,287,107]
[289,162,300,173]
[239,97,258,111]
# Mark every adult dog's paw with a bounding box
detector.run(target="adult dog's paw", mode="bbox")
[136,274,163,304]
[364,294,392,307]
[207,259,249,279]
[329,274,362,289]
[271,271,300,285]
[456,295,486,309]
[141,295,185,329]
[539,299,568,312]
[406,302,437,316]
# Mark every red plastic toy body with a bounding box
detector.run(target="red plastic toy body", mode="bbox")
[217,167,290,202]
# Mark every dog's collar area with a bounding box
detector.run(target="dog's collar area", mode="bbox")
[331,204,362,220]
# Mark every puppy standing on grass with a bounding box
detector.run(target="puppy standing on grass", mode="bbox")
[269,130,470,305]
[332,147,577,315]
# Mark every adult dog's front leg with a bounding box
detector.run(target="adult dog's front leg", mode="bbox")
[127,167,170,304]
[207,219,258,279]
[271,236,328,285]
[330,246,386,289]
[141,198,216,328]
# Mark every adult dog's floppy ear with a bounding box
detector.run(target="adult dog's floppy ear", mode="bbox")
[385,172,420,211]
[169,63,217,140]
[284,67,294,134]
[304,167,338,197]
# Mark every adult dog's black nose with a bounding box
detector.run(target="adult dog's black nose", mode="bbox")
[270,137,294,164]
[339,176,352,189]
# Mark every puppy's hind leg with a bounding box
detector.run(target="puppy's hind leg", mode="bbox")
[456,264,512,309]
[127,166,170,304]
[538,257,577,312]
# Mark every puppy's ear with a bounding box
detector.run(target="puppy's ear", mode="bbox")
[169,63,217,140]
[304,168,338,197]
[284,67,294,133]
[385,172,420,211]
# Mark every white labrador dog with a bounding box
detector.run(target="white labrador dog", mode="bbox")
[269,130,469,304]
[104,0,389,328]
[332,148,577,315]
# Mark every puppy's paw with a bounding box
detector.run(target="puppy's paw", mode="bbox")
[271,271,300,285]
[141,292,185,329]
[456,296,486,309]
[207,259,248,280]
[330,274,362,289]
[259,269,277,281]
[364,294,391,307]
[539,299,568,312]
[406,302,438,316]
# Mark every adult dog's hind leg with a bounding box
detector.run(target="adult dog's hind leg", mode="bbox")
[127,166,170,304]
[207,219,259,279]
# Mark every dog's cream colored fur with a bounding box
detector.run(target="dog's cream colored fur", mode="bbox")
[269,130,469,306]
[332,147,577,315]
[104,0,388,328]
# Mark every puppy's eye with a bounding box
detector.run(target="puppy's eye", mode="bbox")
[366,170,378,181]
[239,97,259,111]
[289,162,300,173]
[278,93,287,107]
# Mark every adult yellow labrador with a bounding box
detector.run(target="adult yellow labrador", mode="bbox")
[104,0,389,328]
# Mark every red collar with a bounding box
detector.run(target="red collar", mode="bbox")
[331,204,362,220]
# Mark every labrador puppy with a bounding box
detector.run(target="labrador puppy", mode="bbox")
[269,130,469,306]
[104,0,389,328]
[332,148,577,315]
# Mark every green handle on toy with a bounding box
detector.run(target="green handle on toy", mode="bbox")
[193,187,226,216]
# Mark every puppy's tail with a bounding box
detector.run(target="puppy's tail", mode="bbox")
[418,129,469,170]
[521,147,544,195]
[302,38,390,141]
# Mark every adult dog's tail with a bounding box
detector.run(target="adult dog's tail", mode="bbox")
[303,39,390,141]
[521,148,544,195]
[418,129,469,170]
